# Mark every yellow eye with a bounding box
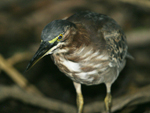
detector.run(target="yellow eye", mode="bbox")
[57,34,63,41]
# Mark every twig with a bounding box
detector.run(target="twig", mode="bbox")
[112,85,150,112]
[0,85,76,113]
[0,84,150,113]
[127,29,150,47]
[0,54,43,96]
[24,1,87,26]
[119,0,150,9]
[84,85,150,113]
[6,52,33,65]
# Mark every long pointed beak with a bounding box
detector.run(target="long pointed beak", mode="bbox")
[25,41,53,72]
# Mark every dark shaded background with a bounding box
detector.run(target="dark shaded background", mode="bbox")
[0,0,150,113]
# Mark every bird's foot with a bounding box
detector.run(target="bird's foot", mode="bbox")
[104,93,112,113]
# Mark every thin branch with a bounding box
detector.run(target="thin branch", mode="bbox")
[0,85,76,113]
[127,29,150,47]
[6,52,33,65]
[119,0,150,9]
[24,1,87,26]
[84,85,150,113]
[0,54,43,96]
[0,84,150,113]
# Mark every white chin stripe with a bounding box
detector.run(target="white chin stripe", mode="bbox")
[45,42,64,55]
[45,49,53,55]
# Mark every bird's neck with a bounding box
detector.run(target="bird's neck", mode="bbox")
[52,24,92,59]
[63,25,91,53]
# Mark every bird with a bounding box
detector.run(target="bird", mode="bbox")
[25,11,132,113]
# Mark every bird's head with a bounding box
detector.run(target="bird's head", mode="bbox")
[25,20,76,71]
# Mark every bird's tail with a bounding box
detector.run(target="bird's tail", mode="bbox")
[126,52,134,60]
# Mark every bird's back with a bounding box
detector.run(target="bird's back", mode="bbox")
[67,11,128,60]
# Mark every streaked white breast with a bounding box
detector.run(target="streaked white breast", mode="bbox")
[61,60,81,72]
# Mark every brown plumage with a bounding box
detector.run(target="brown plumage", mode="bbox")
[25,11,132,113]
[52,12,127,85]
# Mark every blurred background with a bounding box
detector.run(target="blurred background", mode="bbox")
[0,0,150,113]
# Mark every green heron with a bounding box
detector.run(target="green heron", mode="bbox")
[25,11,132,113]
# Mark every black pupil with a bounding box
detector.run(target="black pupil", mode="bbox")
[58,36,62,39]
